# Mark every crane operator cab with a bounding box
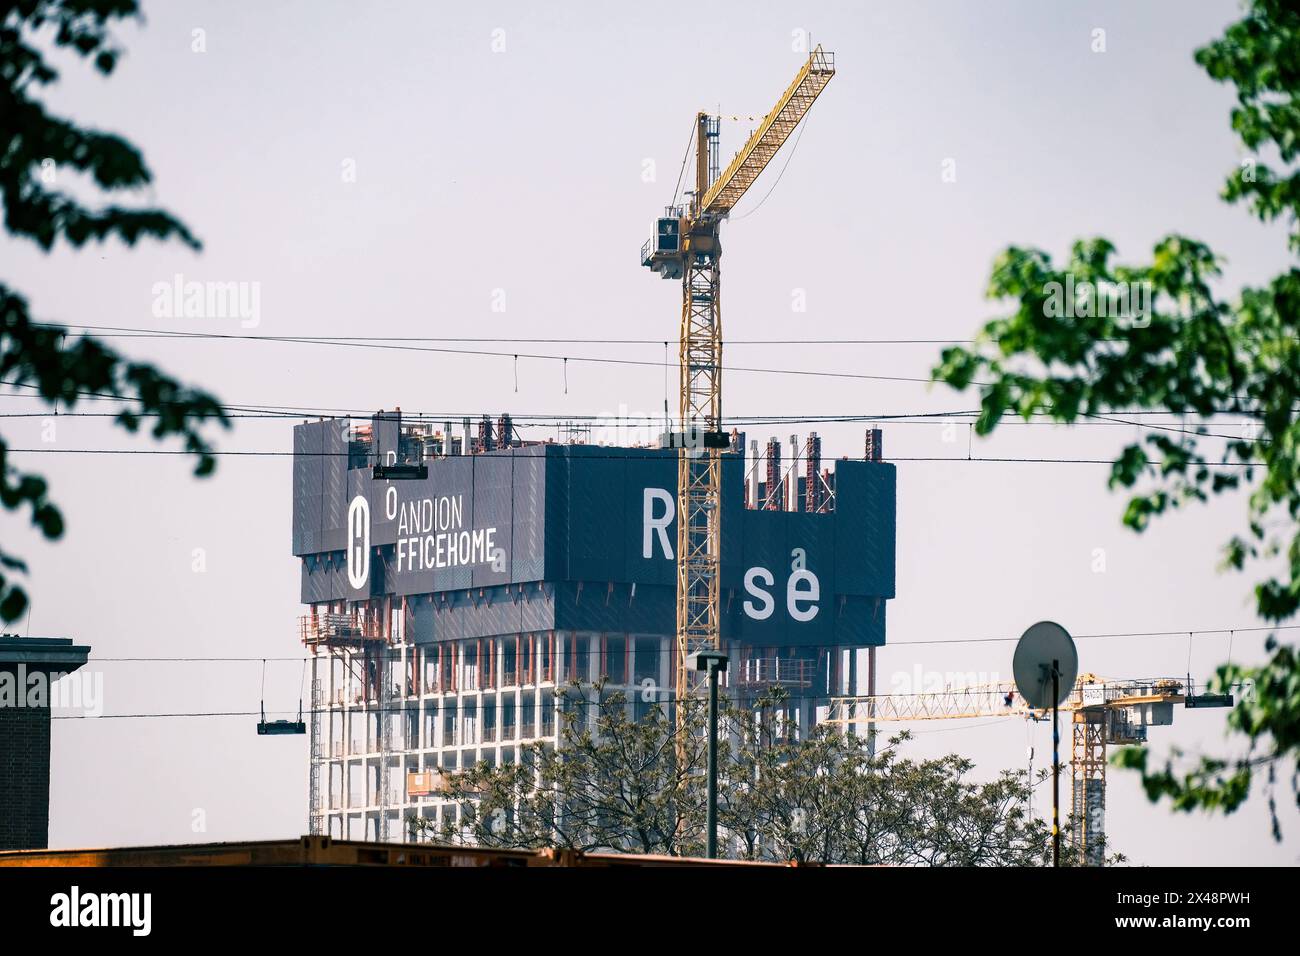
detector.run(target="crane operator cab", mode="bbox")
[641,208,684,280]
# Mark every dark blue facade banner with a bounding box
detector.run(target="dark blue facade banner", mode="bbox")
[293,420,895,648]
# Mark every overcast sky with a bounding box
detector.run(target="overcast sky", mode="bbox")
[4,0,1297,863]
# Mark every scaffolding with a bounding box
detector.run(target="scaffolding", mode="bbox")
[308,671,323,835]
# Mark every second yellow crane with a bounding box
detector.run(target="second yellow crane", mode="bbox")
[825,675,1189,864]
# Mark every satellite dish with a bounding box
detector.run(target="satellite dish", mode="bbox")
[1013,621,1078,710]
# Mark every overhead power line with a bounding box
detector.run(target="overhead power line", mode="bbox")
[48,674,1259,723]
[1,374,1277,427]
[1,447,1269,467]
[52,327,978,345]
[27,324,942,385]
[0,398,1263,429]
[82,624,1294,663]
[0,408,1265,446]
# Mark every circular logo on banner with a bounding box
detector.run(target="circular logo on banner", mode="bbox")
[346,494,371,590]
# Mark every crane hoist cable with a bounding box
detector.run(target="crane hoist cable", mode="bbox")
[729,111,811,222]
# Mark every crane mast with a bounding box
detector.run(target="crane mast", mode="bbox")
[642,47,836,728]
[675,236,723,706]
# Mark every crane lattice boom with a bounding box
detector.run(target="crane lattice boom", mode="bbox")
[698,47,835,219]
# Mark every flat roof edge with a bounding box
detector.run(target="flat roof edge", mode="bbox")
[0,638,91,672]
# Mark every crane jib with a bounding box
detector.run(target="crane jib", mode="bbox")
[699,46,835,217]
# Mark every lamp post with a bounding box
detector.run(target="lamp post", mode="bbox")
[688,649,729,859]
[1051,658,1060,868]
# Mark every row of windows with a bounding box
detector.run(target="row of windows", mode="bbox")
[325,685,683,754]
[328,694,559,751]
[413,635,666,693]
[322,634,669,701]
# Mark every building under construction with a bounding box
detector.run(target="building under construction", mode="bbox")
[292,412,895,841]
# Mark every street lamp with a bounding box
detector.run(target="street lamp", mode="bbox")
[687,648,729,859]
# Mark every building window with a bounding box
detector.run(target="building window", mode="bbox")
[463,699,478,745]
[440,645,454,692]
[604,636,627,684]
[464,642,479,690]
[574,635,590,682]
[539,634,554,683]
[521,694,536,739]
[503,639,518,686]
[502,696,517,741]
[442,704,457,747]
[424,707,437,748]
[633,637,658,685]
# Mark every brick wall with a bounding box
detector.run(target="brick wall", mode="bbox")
[0,702,52,850]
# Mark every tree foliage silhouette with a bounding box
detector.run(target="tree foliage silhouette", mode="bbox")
[0,1,226,620]
[932,0,1300,835]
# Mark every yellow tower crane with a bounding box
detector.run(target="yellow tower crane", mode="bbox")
[824,675,1193,865]
[642,46,835,716]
